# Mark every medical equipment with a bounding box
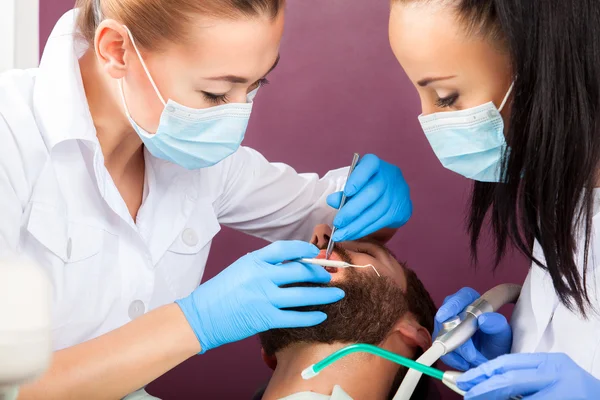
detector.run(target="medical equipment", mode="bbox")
[301,343,466,396]
[298,258,381,277]
[418,83,514,183]
[120,26,256,170]
[325,153,360,259]
[394,283,522,400]
[0,255,52,400]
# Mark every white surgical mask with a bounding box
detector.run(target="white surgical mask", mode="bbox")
[418,83,514,182]
[119,26,258,170]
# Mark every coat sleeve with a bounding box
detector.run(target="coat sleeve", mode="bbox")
[214,146,348,242]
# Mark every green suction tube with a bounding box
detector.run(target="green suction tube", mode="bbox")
[301,343,445,381]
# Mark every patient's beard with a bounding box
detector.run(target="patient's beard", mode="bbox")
[259,267,409,357]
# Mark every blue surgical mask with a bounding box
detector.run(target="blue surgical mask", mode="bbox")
[119,26,259,170]
[418,83,514,182]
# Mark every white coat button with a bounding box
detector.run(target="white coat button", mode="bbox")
[128,300,145,320]
[182,228,199,247]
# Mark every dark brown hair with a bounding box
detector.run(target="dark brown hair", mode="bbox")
[258,263,436,357]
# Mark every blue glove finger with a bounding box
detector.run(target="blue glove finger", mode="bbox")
[269,286,345,309]
[478,313,510,335]
[332,174,386,229]
[440,351,472,371]
[458,353,548,388]
[332,195,390,242]
[455,340,488,366]
[463,369,552,400]
[343,154,380,197]
[436,287,481,322]
[327,191,343,209]
[272,310,328,329]
[253,240,319,264]
[270,262,332,286]
[478,313,512,358]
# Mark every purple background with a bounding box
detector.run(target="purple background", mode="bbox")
[39,1,528,399]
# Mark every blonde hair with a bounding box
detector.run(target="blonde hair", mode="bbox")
[75,0,285,50]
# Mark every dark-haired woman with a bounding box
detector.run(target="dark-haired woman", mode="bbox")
[390,0,600,398]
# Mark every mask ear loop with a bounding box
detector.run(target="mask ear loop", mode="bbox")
[122,25,167,107]
[498,81,515,112]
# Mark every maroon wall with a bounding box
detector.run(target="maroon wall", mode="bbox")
[40,1,529,399]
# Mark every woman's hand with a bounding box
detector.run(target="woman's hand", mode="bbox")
[435,287,513,370]
[175,240,345,353]
[327,154,412,241]
[457,353,600,399]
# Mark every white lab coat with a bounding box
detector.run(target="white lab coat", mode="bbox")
[0,10,347,351]
[511,190,600,378]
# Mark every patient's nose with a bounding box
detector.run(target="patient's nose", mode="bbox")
[310,224,333,248]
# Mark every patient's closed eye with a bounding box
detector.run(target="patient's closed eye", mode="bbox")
[355,248,375,257]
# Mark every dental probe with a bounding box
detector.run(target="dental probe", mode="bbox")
[325,153,360,260]
[298,258,381,277]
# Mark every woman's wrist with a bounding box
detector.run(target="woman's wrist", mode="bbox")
[166,303,202,356]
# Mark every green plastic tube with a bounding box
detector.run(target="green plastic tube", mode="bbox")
[301,343,444,381]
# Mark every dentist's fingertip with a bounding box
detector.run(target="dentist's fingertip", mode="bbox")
[436,307,452,322]
[332,231,345,242]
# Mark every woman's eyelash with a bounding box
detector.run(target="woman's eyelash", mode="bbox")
[202,92,229,105]
[436,93,459,108]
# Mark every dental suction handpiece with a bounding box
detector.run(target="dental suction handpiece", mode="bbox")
[441,371,523,400]
[434,283,522,354]
[393,283,522,400]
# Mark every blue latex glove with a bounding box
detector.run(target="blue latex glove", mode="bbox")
[326,154,412,241]
[457,353,600,399]
[435,287,512,370]
[176,241,345,353]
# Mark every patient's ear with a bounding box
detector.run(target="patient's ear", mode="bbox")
[390,315,432,354]
[261,347,278,371]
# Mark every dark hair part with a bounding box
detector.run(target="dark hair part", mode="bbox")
[396,0,600,315]
[75,0,285,50]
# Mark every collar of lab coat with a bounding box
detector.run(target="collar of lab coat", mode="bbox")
[33,9,99,151]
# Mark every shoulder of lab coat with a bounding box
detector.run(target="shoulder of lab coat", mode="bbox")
[214,146,349,242]
[0,69,47,251]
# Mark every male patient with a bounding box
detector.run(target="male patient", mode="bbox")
[256,224,438,400]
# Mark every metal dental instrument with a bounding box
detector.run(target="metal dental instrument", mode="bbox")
[298,258,381,277]
[325,153,360,260]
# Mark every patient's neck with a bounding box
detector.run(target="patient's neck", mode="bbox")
[262,343,401,400]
